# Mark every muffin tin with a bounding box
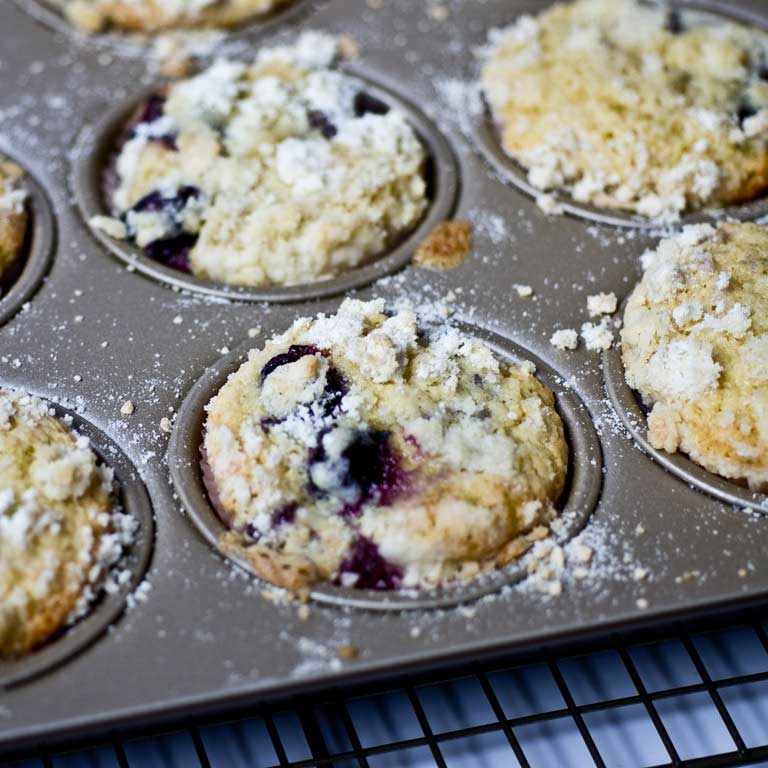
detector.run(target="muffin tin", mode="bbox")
[72,75,460,302]
[2,0,768,757]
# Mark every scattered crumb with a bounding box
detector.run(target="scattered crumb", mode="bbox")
[514,283,534,298]
[580,318,614,352]
[536,192,564,215]
[120,400,135,416]
[413,221,473,269]
[636,598,649,609]
[336,644,360,660]
[89,215,127,239]
[550,328,579,351]
[587,292,618,317]
[160,416,173,433]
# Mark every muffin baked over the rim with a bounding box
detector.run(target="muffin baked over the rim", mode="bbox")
[0,390,133,657]
[622,223,768,490]
[92,32,429,288]
[481,0,768,221]
[45,0,289,33]
[0,159,27,289]
[202,298,569,592]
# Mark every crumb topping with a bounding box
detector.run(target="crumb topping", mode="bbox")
[95,32,429,287]
[622,222,768,488]
[0,389,136,657]
[481,0,768,220]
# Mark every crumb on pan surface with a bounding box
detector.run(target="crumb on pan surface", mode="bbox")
[413,221,472,270]
[92,32,429,288]
[0,159,27,288]
[0,390,136,657]
[46,0,290,33]
[202,298,569,593]
[622,222,768,490]
[481,0,768,221]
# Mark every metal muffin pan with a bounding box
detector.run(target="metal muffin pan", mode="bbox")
[71,72,460,302]
[0,399,155,690]
[2,0,768,756]
[0,154,55,328]
[474,0,768,228]
[168,318,602,611]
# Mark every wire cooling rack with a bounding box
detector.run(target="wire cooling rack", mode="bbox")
[7,614,768,768]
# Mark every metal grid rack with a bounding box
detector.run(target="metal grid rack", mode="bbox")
[6,613,768,768]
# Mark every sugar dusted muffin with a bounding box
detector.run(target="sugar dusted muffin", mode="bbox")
[0,159,27,288]
[92,32,429,287]
[481,0,768,220]
[622,223,768,489]
[203,299,568,592]
[0,390,133,657]
[47,0,290,33]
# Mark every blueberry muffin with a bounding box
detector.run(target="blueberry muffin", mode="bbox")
[46,0,289,33]
[0,390,129,657]
[481,0,768,220]
[92,33,429,287]
[0,160,27,289]
[622,223,768,489]
[203,299,568,592]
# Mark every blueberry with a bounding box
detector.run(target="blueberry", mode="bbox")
[308,428,407,515]
[738,102,758,127]
[664,9,685,34]
[336,536,403,590]
[132,185,200,214]
[353,91,390,118]
[308,109,338,139]
[272,503,298,527]
[260,345,322,383]
[136,94,166,125]
[321,366,348,416]
[144,233,196,272]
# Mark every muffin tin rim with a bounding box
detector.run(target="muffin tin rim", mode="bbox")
[167,314,604,612]
[602,310,768,513]
[0,394,156,690]
[473,0,768,229]
[0,155,55,329]
[69,67,461,303]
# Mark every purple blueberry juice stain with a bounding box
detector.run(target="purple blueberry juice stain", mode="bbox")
[135,94,166,125]
[336,536,403,590]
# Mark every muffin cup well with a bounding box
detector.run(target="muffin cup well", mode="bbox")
[168,321,603,611]
[0,159,55,328]
[474,0,768,229]
[0,400,155,689]
[71,70,460,302]
[12,0,312,56]
[603,315,768,513]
